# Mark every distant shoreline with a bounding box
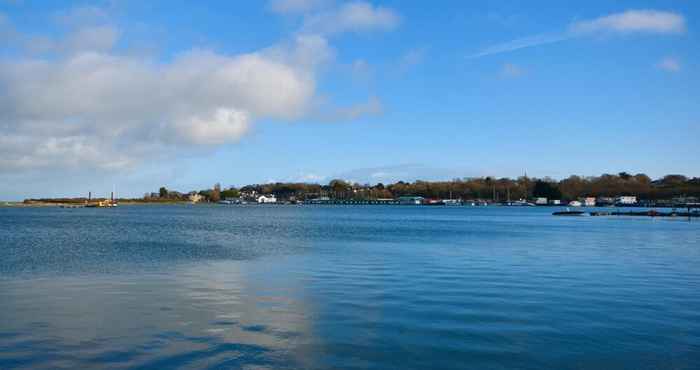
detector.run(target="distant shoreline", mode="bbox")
[1,200,190,207]
[2,201,695,209]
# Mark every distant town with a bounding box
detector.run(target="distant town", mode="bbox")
[19,172,700,208]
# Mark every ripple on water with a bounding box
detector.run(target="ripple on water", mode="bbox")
[1,206,700,369]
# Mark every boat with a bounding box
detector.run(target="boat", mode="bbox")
[423,199,446,206]
[502,200,536,206]
[443,192,461,206]
[568,200,582,207]
[84,191,118,208]
[553,208,585,216]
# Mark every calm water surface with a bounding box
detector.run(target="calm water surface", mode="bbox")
[1,205,699,369]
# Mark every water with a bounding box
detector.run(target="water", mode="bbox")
[1,205,699,369]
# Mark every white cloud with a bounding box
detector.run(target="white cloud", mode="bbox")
[269,0,330,14]
[0,34,328,171]
[301,1,400,35]
[65,25,121,52]
[656,56,681,72]
[469,9,686,58]
[0,135,136,171]
[1,6,120,55]
[172,108,250,145]
[1,3,396,174]
[500,63,525,78]
[570,10,686,35]
[21,26,120,55]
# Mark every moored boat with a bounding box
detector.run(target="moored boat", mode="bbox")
[553,209,585,216]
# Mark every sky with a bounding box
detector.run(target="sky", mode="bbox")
[1,0,698,199]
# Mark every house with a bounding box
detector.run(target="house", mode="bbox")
[615,196,637,205]
[549,199,561,205]
[240,190,258,202]
[535,197,548,205]
[189,193,204,203]
[582,197,596,207]
[397,196,424,205]
[257,195,277,204]
[596,197,615,206]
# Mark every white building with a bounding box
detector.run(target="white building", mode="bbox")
[397,196,424,205]
[535,197,548,205]
[616,196,637,205]
[257,195,277,204]
[189,193,204,203]
[582,197,596,207]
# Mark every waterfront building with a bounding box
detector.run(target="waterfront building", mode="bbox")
[397,196,424,205]
[616,196,637,205]
[582,197,596,207]
[535,197,548,205]
[596,197,615,206]
[189,193,204,203]
[257,195,277,204]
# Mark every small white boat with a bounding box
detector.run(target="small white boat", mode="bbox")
[568,201,582,207]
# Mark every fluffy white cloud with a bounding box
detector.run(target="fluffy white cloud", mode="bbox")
[0,134,136,171]
[63,26,120,52]
[3,9,120,55]
[656,57,681,72]
[571,10,686,35]
[172,108,250,145]
[0,33,328,171]
[1,3,398,174]
[301,1,400,35]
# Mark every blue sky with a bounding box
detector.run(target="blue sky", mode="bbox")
[1,0,698,199]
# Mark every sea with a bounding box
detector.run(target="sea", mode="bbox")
[1,205,699,369]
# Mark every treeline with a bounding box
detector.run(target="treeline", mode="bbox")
[24,173,700,204]
[220,173,700,202]
[146,184,239,203]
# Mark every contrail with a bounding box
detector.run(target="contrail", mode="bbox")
[467,32,571,59]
